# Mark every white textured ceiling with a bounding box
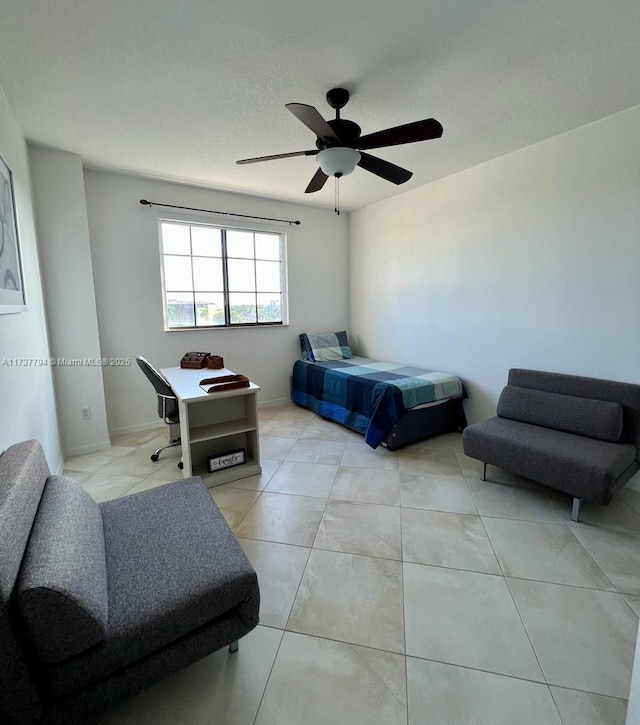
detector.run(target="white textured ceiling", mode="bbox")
[0,1,638,211]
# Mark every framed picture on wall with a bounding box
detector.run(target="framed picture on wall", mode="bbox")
[0,152,26,313]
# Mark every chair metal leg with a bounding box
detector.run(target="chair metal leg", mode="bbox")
[229,640,238,653]
[481,462,487,481]
[150,438,181,462]
[571,497,582,522]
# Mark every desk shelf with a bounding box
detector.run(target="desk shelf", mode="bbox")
[194,456,262,487]
[189,418,256,444]
[188,432,260,487]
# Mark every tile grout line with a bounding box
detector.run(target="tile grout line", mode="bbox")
[281,423,340,633]
[399,489,409,725]
[222,457,286,533]
[563,523,619,593]
[250,405,307,724]
[270,622,628,702]
[502,575,550,688]
[474,503,565,721]
[548,685,570,725]
[477,516,623,594]
[453,458,556,694]
[250,627,286,725]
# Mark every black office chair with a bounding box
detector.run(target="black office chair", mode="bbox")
[135,355,183,468]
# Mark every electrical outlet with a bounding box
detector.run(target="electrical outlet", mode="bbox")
[81,406,92,420]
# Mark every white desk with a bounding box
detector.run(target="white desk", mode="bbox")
[161,366,261,486]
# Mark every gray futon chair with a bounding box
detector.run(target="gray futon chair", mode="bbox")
[463,369,640,520]
[0,439,259,724]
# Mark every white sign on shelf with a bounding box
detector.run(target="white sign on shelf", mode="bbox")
[207,449,246,473]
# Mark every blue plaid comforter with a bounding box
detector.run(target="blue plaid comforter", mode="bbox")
[292,356,465,448]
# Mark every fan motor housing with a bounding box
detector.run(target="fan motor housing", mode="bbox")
[316,118,361,149]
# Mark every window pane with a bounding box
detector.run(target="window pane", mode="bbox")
[164,255,193,290]
[191,226,221,257]
[196,293,225,326]
[255,233,281,260]
[161,222,286,329]
[256,260,281,292]
[166,292,194,327]
[229,293,257,324]
[161,223,190,255]
[192,257,223,291]
[227,258,255,291]
[227,230,254,258]
[257,293,282,323]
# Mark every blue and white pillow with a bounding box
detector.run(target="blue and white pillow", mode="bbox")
[300,331,353,362]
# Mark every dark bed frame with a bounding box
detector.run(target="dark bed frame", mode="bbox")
[293,393,467,451]
[379,397,467,450]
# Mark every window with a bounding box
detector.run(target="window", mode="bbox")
[159,220,288,329]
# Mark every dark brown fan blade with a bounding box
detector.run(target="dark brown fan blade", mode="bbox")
[304,167,329,193]
[286,103,340,141]
[236,149,318,165]
[357,152,413,185]
[355,118,443,151]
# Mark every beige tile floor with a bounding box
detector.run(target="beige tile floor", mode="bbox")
[63,403,640,725]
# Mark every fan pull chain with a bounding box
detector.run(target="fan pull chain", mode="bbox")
[334,176,340,216]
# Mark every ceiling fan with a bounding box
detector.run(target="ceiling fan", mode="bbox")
[236,88,443,195]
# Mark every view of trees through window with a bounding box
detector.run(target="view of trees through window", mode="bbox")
[160,221,285,329]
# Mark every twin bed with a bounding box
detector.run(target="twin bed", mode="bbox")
[292,332,467,450]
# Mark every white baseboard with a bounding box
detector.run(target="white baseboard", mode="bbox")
[63,440,111,458]
[108,420,163,437]
[54,454,65,475]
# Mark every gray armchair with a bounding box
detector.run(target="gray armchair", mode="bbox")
[0,440,259,724]
[463,369,640,521]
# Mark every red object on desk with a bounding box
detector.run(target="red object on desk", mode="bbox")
[206,355,224,369]
[200,374,250,393]
[180,352,209,369]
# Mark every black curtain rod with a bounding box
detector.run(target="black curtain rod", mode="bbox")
[139,199,300,226]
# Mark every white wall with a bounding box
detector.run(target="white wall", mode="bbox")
[0,84,62,469]
[627,622,640,724]
[83,170,349,435]
[350,106,640,424]
[29,145,110,456]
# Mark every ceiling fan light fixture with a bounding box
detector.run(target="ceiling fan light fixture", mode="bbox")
[236,89,441,195]
[316,147,361,177]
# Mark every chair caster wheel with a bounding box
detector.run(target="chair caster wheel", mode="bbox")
[178,462,184,470]
[150,454,159,462]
